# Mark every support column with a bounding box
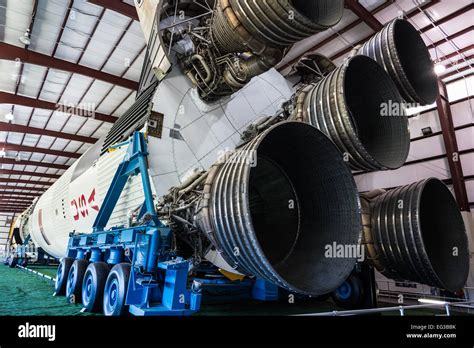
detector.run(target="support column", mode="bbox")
[436,79,470,212]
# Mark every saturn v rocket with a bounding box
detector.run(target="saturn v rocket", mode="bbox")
[10,0,469,295]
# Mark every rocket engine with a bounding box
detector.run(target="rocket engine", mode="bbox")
[159,122,361,296]
[361,179,470,293]
[11,0,469,300]
[157,0,345,101]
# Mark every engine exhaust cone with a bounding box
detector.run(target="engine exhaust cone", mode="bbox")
[290,0,344,28]
[212,0,344,54]
[203,122,361,296]
[370,178,469,292]
[304,55,410,171]
[359,19,438,105]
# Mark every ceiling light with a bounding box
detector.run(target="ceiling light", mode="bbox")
[418,298,447,305]
[4,112,14,121]
[19,29,31,46]
[434,64,447,75]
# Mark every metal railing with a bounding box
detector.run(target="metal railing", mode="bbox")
[376,279,472,306]
[297,300,474,316]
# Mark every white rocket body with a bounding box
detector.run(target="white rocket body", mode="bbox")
[23,145,147,258]
[18,1,294,259]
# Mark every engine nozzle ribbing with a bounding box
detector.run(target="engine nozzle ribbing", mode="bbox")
[196,122,361,296]
[211,0,344,56]
[363,178,470,292]
[358,19,438,106]
[302,55,410,172]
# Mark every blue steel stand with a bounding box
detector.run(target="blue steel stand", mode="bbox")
[66,132,201,316]
[251,279,279,301]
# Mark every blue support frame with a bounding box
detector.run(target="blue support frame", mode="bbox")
[93,132,162,231]
[65,132,201,316]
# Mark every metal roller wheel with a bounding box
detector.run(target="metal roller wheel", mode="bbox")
[103,263,131,316]
[65,259,89,303]
[55,257,74,295]
[82,262,110,313]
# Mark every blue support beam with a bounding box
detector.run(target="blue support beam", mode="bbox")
[93,132,161,231]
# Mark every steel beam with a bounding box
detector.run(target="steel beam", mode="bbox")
[0,208,30,212]
[88,0,139,20]
[0,202,30,206]
[0,204,30,209]
[0,209,25,213]
[2,143,80,158]
[440,65,472,80]
[427,26,474,50]
[0,158,69,170]
[438,44,474,62]
[0,191,40,197]
[420,3,474,34]
[0,207,30,212]
[436,80,470,211]
[0,122,97,144]
[0,178,52,186]
[345,0,383,31]
[444,54,474,69]
[0,169,61,179]
[0,197,32,201]
[0,204,33,209]
[0,195,35,200]
[0,199,34,204]
[0,185,45,192]
[0,210,28,214]
[448,72,474,85]
[0,43,139,90]
[0,92,117,123]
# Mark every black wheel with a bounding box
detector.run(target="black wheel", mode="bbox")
[66,259,89,303]
[331,274,365,310]
[55,257,74,295]
[82,262,110,312]
[8,257,17,268]
[103,263,131,316]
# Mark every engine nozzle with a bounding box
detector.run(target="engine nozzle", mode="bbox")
[363,178,470,292]
[196,122,361,296]
[302,55,410,172]
[358,19,438,105]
